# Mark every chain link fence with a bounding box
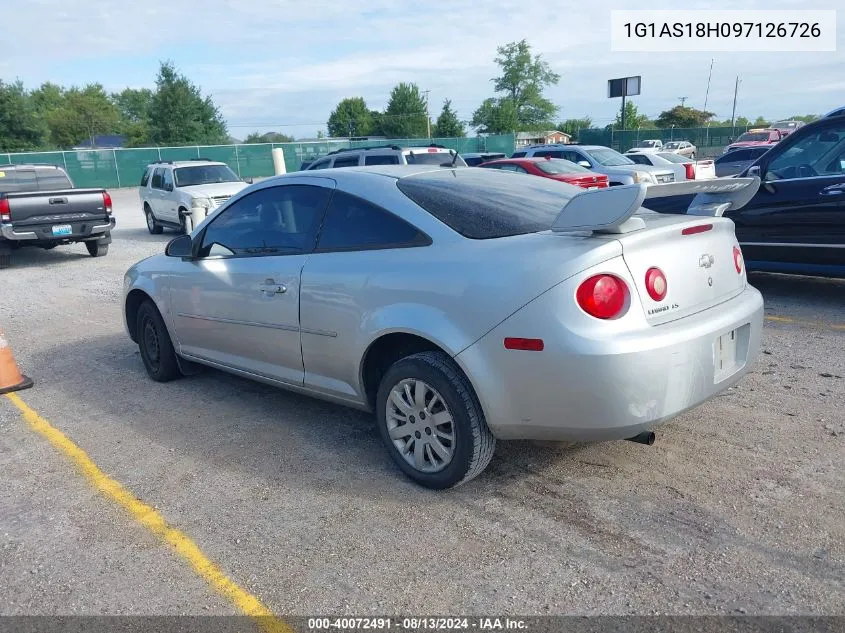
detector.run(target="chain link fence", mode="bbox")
[574,126,754,158]
[0,135,516,190]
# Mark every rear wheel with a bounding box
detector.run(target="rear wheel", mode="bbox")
[136,300,180,382]
[376,351,495,489]
[85,240,109,257]
[145,205,163,235]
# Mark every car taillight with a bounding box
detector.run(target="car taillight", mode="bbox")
[0,198,9,222]
[576,274,628,320]
[733,246,744,274]
[102,191,113,215]
[644,267,667,301]
[684,163,696,180]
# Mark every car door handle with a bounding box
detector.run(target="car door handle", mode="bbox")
[820,185,844,196]
[260,279,287,295]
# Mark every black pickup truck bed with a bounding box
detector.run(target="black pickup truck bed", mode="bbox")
[0,164,115,269]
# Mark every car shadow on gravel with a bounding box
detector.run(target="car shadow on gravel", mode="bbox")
[114,227,179,241]
[749,271,845,308]
[1,245,93,269]
[30,332,588,497]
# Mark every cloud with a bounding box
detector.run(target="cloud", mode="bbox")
[3,0,843,137]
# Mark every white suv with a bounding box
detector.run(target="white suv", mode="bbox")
[304,144,467,170]
[139,159,251,234]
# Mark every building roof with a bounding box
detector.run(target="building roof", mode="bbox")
[516,130,571,140]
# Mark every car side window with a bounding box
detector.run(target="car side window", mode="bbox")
[151,168,164,189]
[534,150,563,159]
[364,155,401,166]
[311,159,331,170]
[512,165,529,173]
[198,185,331,258]
[765,123,845,181]
[510,152,526,158]
[140,167,152,187]
[627,154,649,165]
[162,169,174,191]
[332,155,360,168]
[316,191,428,252]
[562,151,585,164]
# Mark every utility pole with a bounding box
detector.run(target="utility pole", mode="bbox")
[703,58,714,113]
[423,90,431,139]
[730,76,741,131]
[679,96,688,106]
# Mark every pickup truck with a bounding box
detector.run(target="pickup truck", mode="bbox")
[0,164,114,269]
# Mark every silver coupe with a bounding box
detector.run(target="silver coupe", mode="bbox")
[123,166,764,489]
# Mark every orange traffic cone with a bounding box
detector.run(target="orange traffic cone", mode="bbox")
[0,325,33,394]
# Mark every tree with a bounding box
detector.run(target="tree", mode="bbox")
[0,80,47,151]
[788,114,819,123]
[327,97,373,138]
[30,82,66,117]
[369,110,385,137]
[243,131,294,143]
[470,97,518,134]
[557,117,593,139]
[655,105,714,128]
[45,84,121,148]
[381,82,428,138]
[112,88,154,147]
[433,99,465,137]
[471,39,560,133]
[752,116,769,127]
[615,100,652,129]
[146,61,228,145]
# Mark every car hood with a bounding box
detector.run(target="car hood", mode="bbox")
[179,182,249,197]
[627,147,661,154]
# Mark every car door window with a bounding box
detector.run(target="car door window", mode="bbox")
[364,154,401,165]
[512,165,529,173]
[151,168,164,189]
[534,150,563,159]
[198,185,331,258]
[316,191,429,252]
[562,151,586,164]
[331,155,360,168]
[140,167,152,186]
[162,168,174,191]
[765,123,845,180]
[627,154,650,165]
[311,159,331,170]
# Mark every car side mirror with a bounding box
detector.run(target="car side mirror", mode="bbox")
[243,177,254,184]
[747,165,762,178]
[577,161,591,168]
[165,234,193,258]
[165,183,173,192]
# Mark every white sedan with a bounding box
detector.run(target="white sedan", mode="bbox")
[625,151,716,181]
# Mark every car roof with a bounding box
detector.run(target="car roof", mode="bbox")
[145,160,228,168]
[0,163,64,170]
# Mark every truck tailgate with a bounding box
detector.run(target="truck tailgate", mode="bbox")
[4,189,109,226]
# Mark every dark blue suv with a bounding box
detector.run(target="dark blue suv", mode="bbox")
[647,112,845,278]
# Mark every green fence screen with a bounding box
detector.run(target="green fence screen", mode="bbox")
[1,134,516,190]
[575,126,752,157]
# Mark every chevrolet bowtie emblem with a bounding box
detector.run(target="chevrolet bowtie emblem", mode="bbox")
[699,254,715,268]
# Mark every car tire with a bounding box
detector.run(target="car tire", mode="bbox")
[690,153,696,160]
[0,245,10,270]
[179,209,190,234]
[136,300,181,382]
[85,240,109,257]
[375,351,496,489]
[145,205,163,235]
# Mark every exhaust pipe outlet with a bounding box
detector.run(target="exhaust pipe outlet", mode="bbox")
[626,431,655,445]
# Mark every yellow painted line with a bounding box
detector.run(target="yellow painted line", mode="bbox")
[4,392,293,633]
[765,315,845,331]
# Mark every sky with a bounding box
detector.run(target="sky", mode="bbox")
[2,0,842,140]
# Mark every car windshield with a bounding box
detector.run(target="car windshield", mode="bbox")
[404,150,466,166]
[174,164,240,187]
[534,158,590,174]
[736,132,770,142]
[656,152,690,164]
[773,121,798,128]
[637,140,660,148]
[663,142,681,149]
[584,148,634,166]
[396,167,578,239]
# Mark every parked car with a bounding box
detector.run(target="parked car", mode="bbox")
[478,157,608,188]
[626,139,663,154]
[510,144,675,186]
[0,163,113,269]
[461,152,507,166]
[304,144,467,169]
[713,146,773,177]
[824,106,845,118]
[644,112,845,277]
[299,159,316,171]
[123,165,763,488]
[139,159,251,235]
[769,120,806,137]
[662,140,697,159]
[624,152,715,181]
[724,129,783,153]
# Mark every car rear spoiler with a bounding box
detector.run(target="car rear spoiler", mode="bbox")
[551,176,761,234]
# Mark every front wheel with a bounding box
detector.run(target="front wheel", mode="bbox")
[145,205,163,235]
[136,301,181,382]
[376,351,496,489]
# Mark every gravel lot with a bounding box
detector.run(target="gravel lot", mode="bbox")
[1,187,843,617]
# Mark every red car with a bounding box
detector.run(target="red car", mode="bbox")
[478,157,609,189]
[724,128,784,153]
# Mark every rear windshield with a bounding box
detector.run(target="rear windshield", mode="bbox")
[638,140,661,148]
[584,148,634,166]
[736,132,770,142]
[396,168,577,240]
[0,168,71,193]
[404,150,466,166]
[535,158,589,175]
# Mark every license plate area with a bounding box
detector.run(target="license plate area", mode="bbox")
[52,224,72,236]
[713,328,741,383]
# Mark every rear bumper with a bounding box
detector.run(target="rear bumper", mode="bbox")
[0,217,115,242]
[456,282,764,442]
